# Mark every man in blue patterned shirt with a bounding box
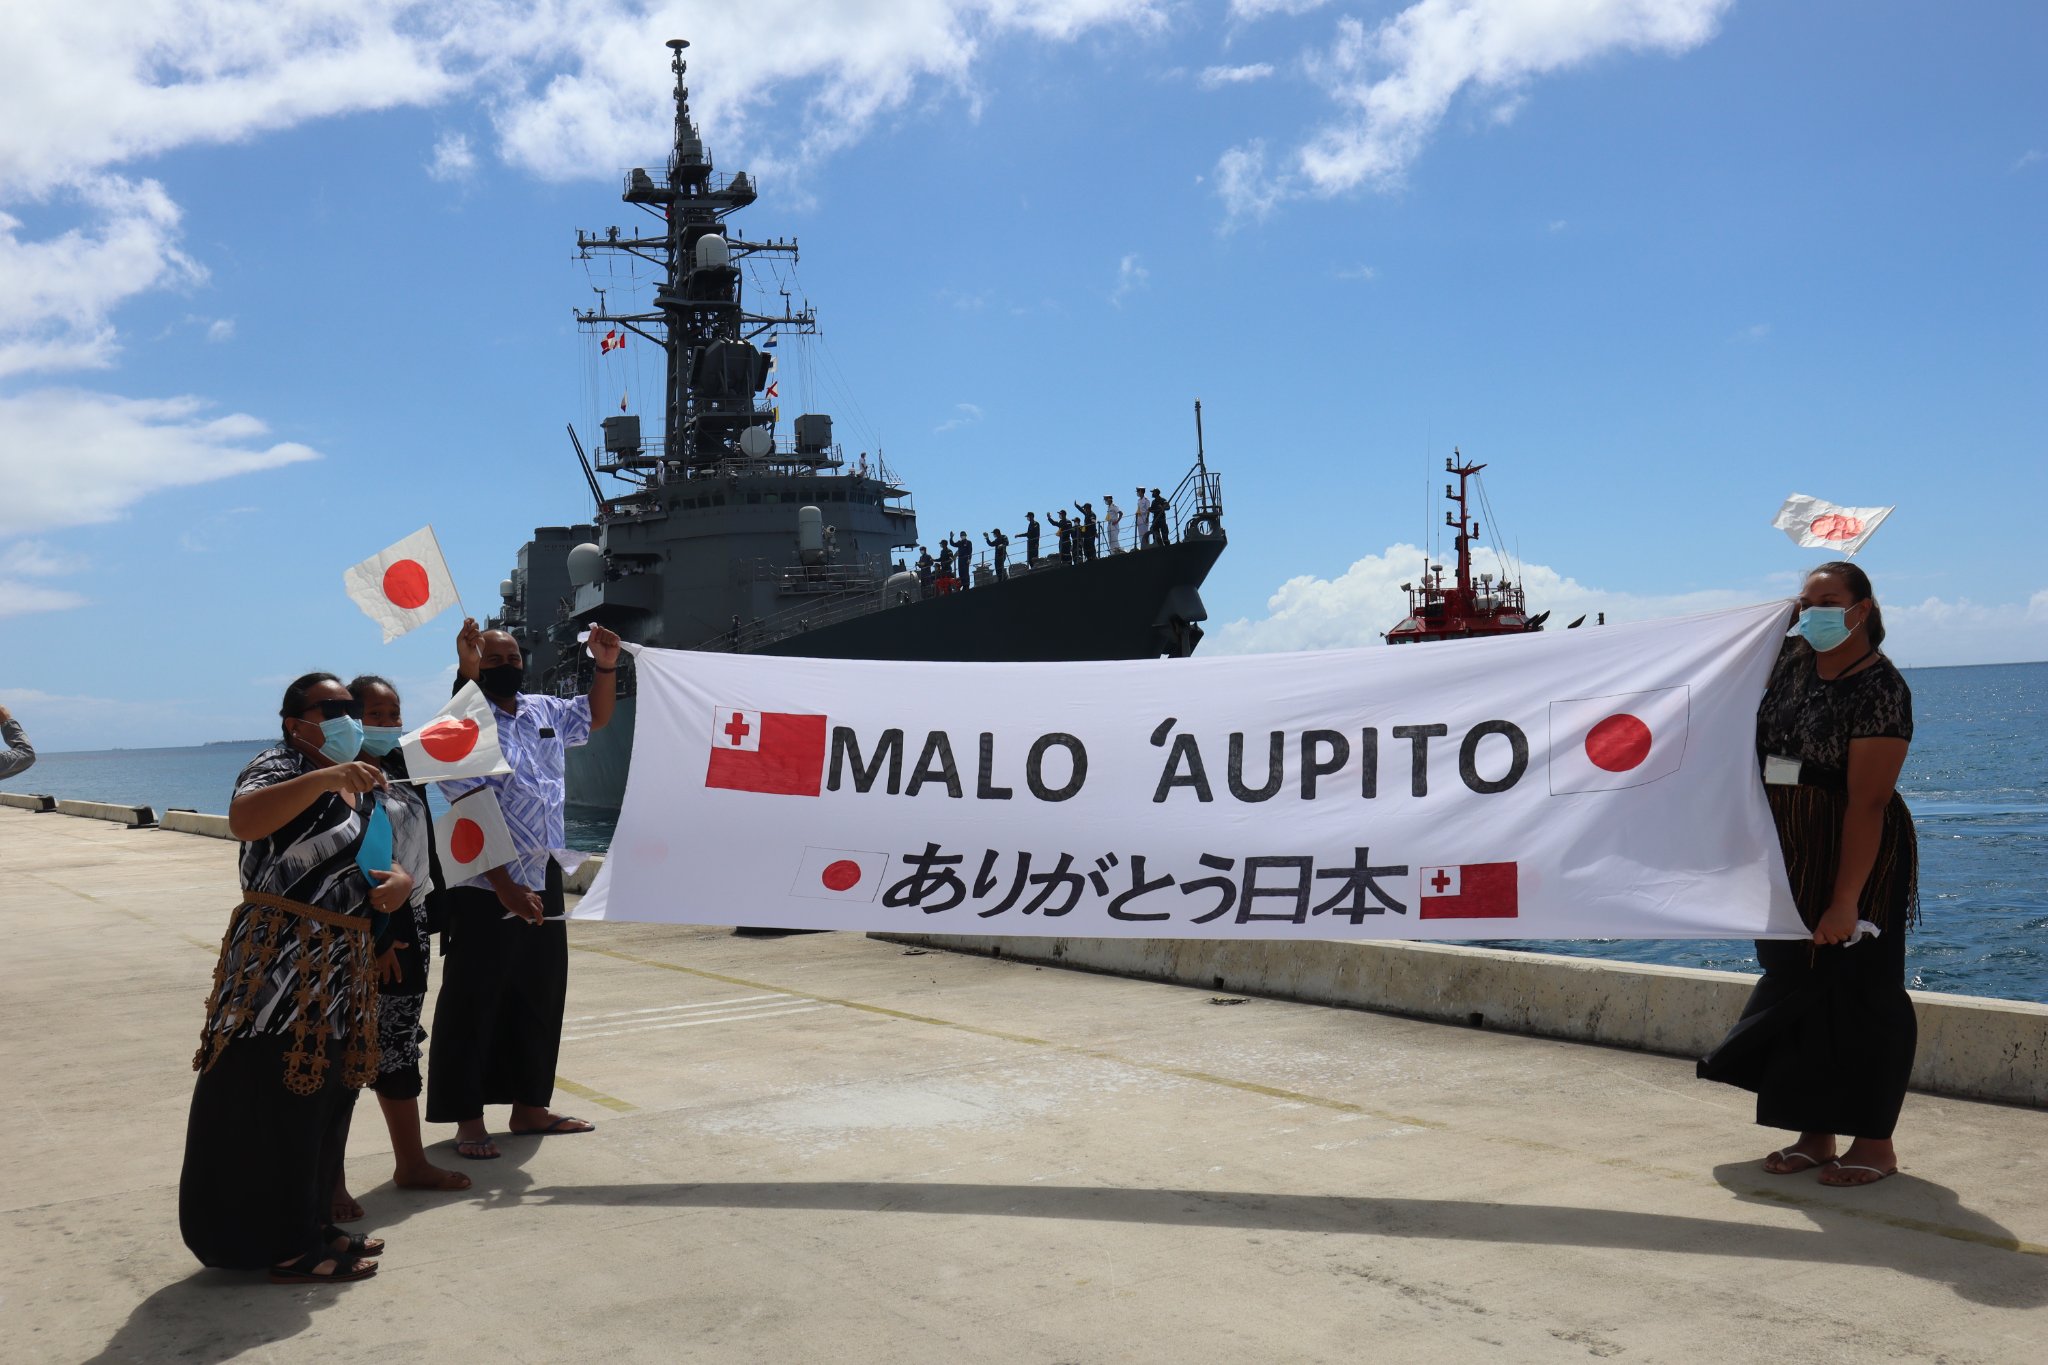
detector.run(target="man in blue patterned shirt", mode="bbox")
[426,618,619,1160]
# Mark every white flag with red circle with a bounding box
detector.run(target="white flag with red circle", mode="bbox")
[434,788,519,878]
[1771,493,1894,557]
[343,526,460,641]
[399,681,509,783]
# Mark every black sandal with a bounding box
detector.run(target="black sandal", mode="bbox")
[322,1224,385,1257]
[269,1249,378,1284]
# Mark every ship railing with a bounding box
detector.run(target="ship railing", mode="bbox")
[709,582,892,654]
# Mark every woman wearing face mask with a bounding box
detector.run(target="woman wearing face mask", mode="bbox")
[179,672,412,1283]
[328,676,472,1222]
[1699,562,1918,1187]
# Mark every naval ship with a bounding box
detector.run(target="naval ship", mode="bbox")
[487,40,1227,810]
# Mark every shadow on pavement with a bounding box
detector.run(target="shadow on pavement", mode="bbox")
[516,1177,2048,1305]
[1710,1160,2046,1307]
[81,1269,345,1365]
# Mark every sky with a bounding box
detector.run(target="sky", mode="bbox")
[1,1,2044,752]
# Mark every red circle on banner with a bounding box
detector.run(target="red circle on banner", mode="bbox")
[451,818,485,864]
[419,717,479,762]
[1585,714,1653,772]
[821,860,863,892]
[1809,513,1863,542]
[382,559,432,608]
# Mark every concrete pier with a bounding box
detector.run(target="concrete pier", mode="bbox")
[2,805,2044,1363]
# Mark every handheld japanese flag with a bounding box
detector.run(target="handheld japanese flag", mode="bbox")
[344,527,460,641]
[434,789,519,878]
[400,682,510,783]
[1771,494,1894,557]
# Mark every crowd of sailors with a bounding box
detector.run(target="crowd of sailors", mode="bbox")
[914,486,1174,598]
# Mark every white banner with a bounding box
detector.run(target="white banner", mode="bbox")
[575,600,1805,941]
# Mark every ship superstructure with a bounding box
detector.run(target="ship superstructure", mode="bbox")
[1385,452,1548,645]
[489,40,1227,809]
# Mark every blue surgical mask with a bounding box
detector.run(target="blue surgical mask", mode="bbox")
[359,725,403,758]
[316,716,365,765]
[1795,606,1855,652]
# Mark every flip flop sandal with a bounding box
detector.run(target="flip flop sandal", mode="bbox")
[509,1115,595,1137]
[455,1138,501,1161]
[269,1250,378,1285]
[1819,1163,1898,1187]
[1762,1148,1831,1174]
[322,1225,385,1257]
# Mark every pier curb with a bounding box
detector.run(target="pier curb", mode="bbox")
[872,933,2048,1109]
[53,799,155,827]
[159,809,235,839]
[0,792,55,812]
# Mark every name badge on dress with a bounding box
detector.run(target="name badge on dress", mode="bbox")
[1763,754,1803,786]
[539,727,556,739]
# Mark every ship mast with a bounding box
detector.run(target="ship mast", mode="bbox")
[573,39,818,480]
[1444,448,1484,598]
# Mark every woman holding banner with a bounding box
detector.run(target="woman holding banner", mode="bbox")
[1700,562,1917,1188]
[180,672,411,1283]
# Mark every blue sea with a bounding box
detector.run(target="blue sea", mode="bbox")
[11,662,2044,1004]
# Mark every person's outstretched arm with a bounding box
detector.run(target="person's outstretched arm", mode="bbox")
[0,705,34,780]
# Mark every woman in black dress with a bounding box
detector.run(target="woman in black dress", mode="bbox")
[179,672,413,1282]
[1699,562,1917,1187]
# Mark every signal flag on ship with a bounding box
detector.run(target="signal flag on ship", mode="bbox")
[600,328,625,352]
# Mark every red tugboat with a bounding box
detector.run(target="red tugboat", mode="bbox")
[1385,451,1551,644]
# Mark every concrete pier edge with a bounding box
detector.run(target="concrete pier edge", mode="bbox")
[869,933,2048,1111]
[0,791,55,812]
[62,813,2048,1109]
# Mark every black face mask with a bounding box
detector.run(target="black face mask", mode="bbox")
[479,663,524,699]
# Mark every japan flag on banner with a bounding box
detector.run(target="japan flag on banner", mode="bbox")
[1548,686,1690,794]
[343,527,460,642]
[1418,863,1519,919]
[400,682,510,783]
[789,846,890,902]
[705,707,828,796]
[1771,493,1894,557]
[434,789,519,877]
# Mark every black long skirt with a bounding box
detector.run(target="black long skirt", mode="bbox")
[179,1033,359,1269]
[1697,921,1918,1139]
[424,867,568,1125]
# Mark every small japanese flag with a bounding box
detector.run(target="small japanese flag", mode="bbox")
[434,789,519,877]
[1771,493,1894,557]
[400,681,510,783]
[1548,686,1690,794]
[344,527,460,642]
[788,846,890,902]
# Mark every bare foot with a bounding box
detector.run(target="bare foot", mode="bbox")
[331,1190,365,1222]
[1819,1138,1898,1186]
[395,1163,473,1191]
[1761,1134,1836,1175]
[509,1105,595,1136]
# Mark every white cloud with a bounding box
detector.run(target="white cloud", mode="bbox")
[0,390,318,537]
[0,541,89,618]
[1209,542,2048,666]
[205,317,236,342]
[1200,63,1276,88]
[0,176,201,377]
[1229,0,1332,18]
[1215,139,1283,226]
[427,131,477,182]
[1335,262,1377,281]
[2014,149,2044,173]
[1109,252,1150,306]
[1737,321,1771,341]
[934,401,984,433]
[1220,0,1730,215]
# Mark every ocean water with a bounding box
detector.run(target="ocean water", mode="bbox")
[11,662,2044,1003]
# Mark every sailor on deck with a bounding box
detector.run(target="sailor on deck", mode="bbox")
[985,528,1010,582]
